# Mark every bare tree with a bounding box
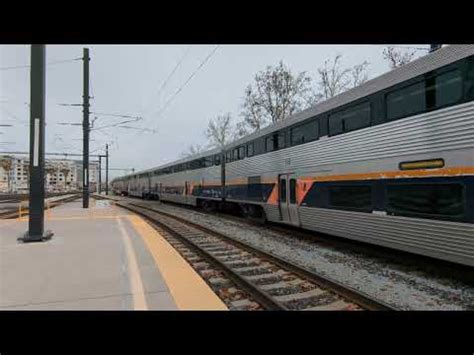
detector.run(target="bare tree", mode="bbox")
[383,46,416,69]
[180,143,206,158]
[316,55,370,100]
[0,157,13,193]
[205,113,235,149]
[233,121,250,140]
[241,61,314,133]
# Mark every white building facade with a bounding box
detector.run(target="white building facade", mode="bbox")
[0,155,99,194]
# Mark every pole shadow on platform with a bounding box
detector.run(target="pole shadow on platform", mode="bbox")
[19,45,53,243]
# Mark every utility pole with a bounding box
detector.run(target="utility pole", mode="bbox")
[22,45,53,242]
[105,144,109,195]
[98,156,102,195]
[82,48,90,208]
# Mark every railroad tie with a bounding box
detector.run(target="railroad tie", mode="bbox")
[273,288,327,303]
[303,300,355,311]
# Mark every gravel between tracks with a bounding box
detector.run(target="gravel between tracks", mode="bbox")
[143,201,474,310]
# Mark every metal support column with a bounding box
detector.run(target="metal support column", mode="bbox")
[98,156,102,195]
[22,45,53,242]
[82,48,90,208]
[105,144,109,196]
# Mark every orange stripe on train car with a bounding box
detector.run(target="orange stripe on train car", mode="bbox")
[299,166,474,183]
[267,184,279,205]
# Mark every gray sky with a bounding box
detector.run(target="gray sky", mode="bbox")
[0,45,429,179]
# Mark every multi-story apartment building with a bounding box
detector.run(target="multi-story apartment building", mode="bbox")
[0,155,99,193]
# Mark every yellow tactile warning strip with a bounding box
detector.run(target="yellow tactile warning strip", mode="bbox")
[117,216,148,310]
[126,214,228,311]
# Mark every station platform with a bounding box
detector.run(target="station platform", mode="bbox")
[0,198,227,310]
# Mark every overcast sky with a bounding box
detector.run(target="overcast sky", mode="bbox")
[0,45,429,178]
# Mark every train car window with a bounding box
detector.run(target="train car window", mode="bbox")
[226,151,232,163]
[248,176,262,200]
[386,80,426,121]
[214,154,221,166]
[189,159,204,170]
[257,138,266,155]
[329,185,372,211]
[289,179,296,204]
[328,113,344,136]
[233,148,239,161]
[205,156,214,167]
[290,119,319,146]
[266,132,285,152]
[465,57,474,101]
[277,131,285,149]
[265,136,274,152]
[238,146,246,159]
[435,69,463,108]
[319,115,328,136]
[386,183,465,221]
[280,179,287,203]
[329,101,371,136]
[247,142,254,157]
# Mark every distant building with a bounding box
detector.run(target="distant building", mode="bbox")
[0,155,99,194]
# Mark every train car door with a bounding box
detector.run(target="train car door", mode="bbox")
[278,174,300,226]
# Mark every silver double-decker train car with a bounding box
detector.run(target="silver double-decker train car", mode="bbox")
[112,45,474,267]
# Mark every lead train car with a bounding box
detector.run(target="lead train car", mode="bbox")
[112,45,474,267]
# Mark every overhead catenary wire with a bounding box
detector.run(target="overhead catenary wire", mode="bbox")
[149,45,221,126]
[141,45,192,116]
[90,118,142,131]
[0,57,82,71]
[90,112,142,119]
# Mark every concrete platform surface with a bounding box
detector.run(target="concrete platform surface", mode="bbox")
[0,198,227,310]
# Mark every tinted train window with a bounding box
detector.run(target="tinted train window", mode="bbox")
[290,119,319,146]
[280,179,287,203]
[435,69,463,107]
[386,183,465,220]
[248,176,262,200]
[265,136,274,152]
[238,146,246,159]
[289,179,296,204]
[233,148,239,161]
[266,131,285,152]
[205,156,214,167]
[247,142,254,157]
[386,81,426,121]
[329,185,372,211]
[329,101,371,136]
[226,151,232,163]
[214,154,221,166]
[278,131,285,149]
[465,57,474,100]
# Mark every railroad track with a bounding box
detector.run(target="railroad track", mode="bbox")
[113,199,396,311]
[0,194,81,219]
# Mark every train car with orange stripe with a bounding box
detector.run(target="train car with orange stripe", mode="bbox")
[112,45,474,266]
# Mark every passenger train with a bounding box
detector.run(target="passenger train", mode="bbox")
[112,45,474,267]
